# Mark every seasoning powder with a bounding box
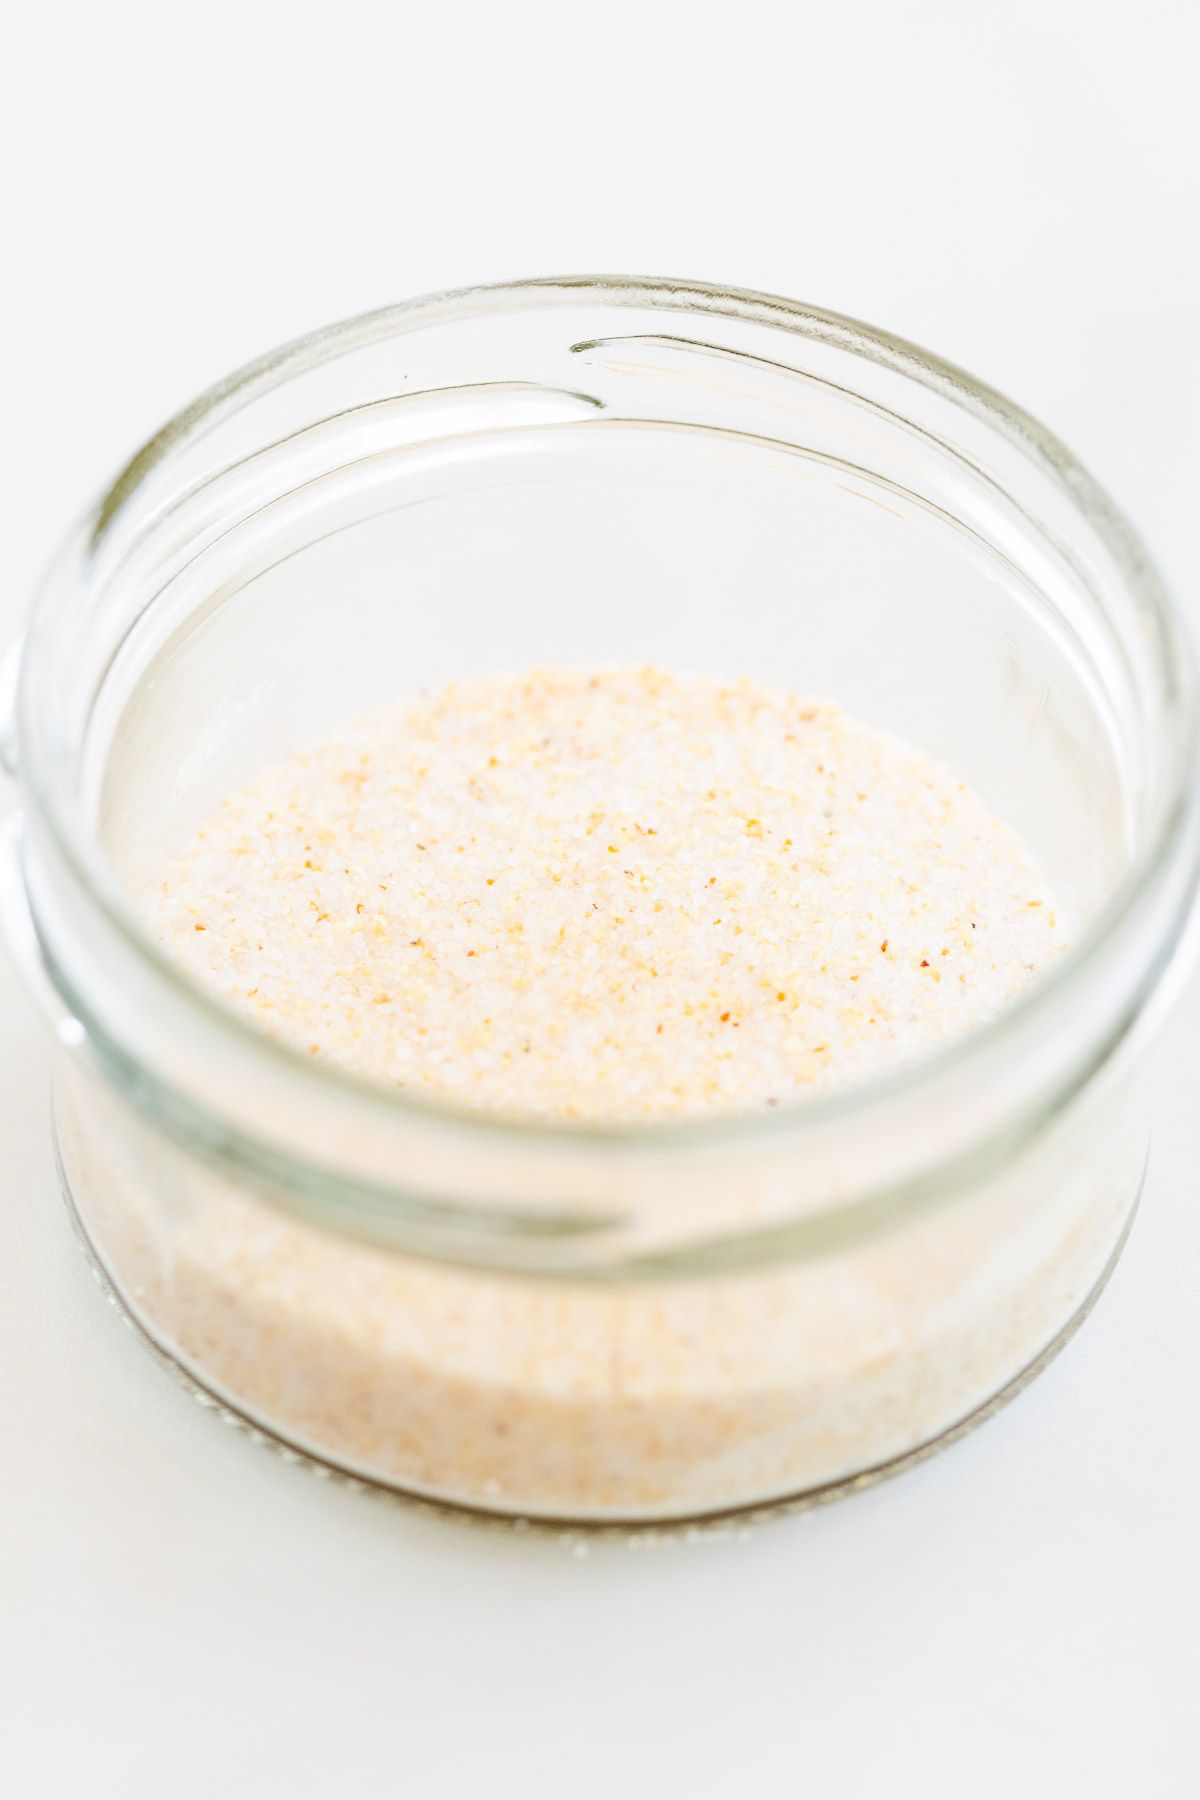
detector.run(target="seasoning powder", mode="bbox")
[152,667,1064,1120]
[61,666,1132,1522]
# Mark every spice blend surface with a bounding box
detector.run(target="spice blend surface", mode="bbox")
[152,666,1065,1121]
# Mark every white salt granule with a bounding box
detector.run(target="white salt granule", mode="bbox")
[152,666,1064,1120]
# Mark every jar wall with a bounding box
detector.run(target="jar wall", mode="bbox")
[56,1049,1146,1522]
[14,282,1195,1527]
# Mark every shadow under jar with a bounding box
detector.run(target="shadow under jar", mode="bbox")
[3,278,1199,1524]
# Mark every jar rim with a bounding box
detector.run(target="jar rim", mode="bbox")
[14,275,1200,1183]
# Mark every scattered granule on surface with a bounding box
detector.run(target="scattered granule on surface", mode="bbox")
[148,666,1067,1122]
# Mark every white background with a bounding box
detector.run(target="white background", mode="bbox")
[2,3,1198,1794]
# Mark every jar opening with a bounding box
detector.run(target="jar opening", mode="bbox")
[11,277,1200,1269]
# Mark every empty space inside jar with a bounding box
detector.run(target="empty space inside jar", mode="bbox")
[93,413,1133,962]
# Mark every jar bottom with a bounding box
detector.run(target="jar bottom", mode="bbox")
[56,1137,1144,1533]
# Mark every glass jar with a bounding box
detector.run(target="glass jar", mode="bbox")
[2,277,1198,1524]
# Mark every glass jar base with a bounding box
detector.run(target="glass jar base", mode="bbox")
[57,1144,1143,1535]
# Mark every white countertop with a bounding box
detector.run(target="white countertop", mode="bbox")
[2,3,1198,1793]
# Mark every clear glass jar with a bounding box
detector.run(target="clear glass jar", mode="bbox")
[2,277,1198,1524]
